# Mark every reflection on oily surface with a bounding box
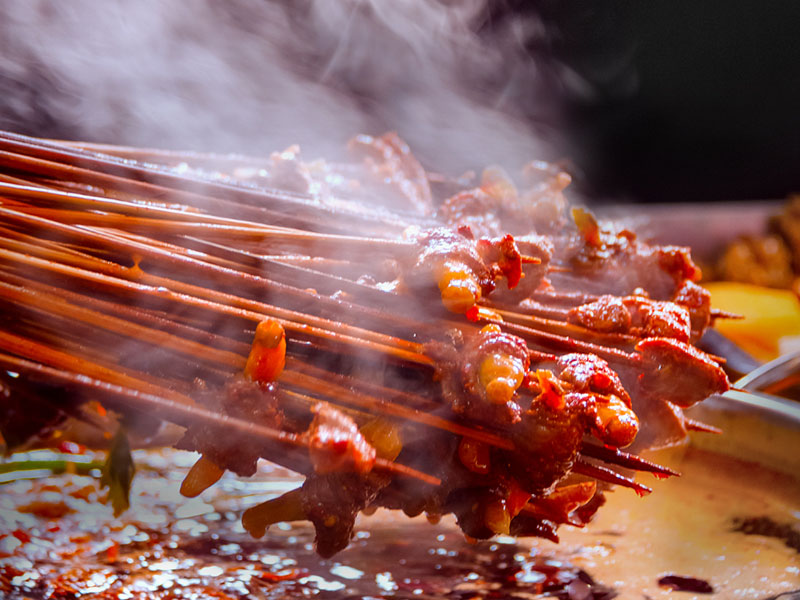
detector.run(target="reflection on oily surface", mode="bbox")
[557,444,800,598]
[1,444,798,599]
[0,449,616,600]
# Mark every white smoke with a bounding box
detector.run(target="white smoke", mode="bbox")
[0,0,560,172]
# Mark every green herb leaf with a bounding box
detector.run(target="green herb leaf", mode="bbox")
[101,427,135,516]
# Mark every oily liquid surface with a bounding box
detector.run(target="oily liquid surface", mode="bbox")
[551,445,800,598]
[0,445,798,599]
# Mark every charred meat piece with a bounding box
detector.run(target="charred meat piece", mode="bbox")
[636,337,730,408]
[177,378,284,476]
[486,234,554,303]
[567,295,692,342]
[506,392,592,495]
[624,296,692,341]
[532,355,639,448]
[564,208,702,299]
[301,470,389,558]
[439,187,504,238]
[436,325,531,425]
[307,403,376,475]
[672,279,713,339]
[439,165,571,238]
[402,227,551,313]
[567,295,631,333]
[403,227,494,314]
[555,353,631,405]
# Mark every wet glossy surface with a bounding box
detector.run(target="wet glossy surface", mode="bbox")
[1,428,798,599]
[0,449,615,599]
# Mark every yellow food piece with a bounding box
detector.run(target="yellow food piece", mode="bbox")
[705,282,800,361]
[180,455,224,498]
[478,353,525,404]
[359,418,403,461]
[241,488,306,539]
[593,395,639,448]
[437,261,480,314]
[484,498,511,535]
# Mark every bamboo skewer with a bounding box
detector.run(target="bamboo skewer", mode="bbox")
[492,306,639,346]
[0,268,511,450]
[0,330,196,406]
[579,442,679,478]
[0,350,440,486]
[0,189,415,256]
[0,243,433,369]
[0,131,432,233]
[0,209,433,357]
[573,459,652,496]
[0,279,247,370]
[1,130,728,538]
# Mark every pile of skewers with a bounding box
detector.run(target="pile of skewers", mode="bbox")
[0,130,731,557]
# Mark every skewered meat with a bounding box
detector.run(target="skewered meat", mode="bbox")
[672,279,712,339]
[403,227,492,313]
[307,403,376,475]
[176,378,284,477]
[636,337,730,408]
[440,165,571,237]
[433,324,530,425]
[561,208,702,299]
[0,129,732,560]
[401,227,551,314]
[567,295,693,342]
[439,187,504,238]
[349,131,434,216]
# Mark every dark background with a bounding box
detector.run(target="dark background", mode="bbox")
[516,1,800,203]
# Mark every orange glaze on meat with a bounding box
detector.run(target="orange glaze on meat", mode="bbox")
[245,319,286,384]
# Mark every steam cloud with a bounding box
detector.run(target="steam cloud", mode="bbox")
[0,0,560,172]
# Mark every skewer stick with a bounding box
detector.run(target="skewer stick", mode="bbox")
[475,313,640,365]
[0,350,439,486]
[0,271,501,452]
[5,201,414,257]
[285,356,439,412]
[0,330,196,405]
[278,369,514,450]
[0,280,247,370]
[492,306,639,346]
[579,442,679,477]
[57,139,274,167]
[0,209,432,359]
[0,270,251,356]
[0,244,433,368]
[572,459,652,496]
[0,132,429,232]
[0,264,504,455]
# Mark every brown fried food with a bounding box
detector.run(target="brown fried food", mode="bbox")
[636,337,730,408]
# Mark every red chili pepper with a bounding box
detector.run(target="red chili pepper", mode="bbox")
[106,541,119,563]
[58,440,86,455]
[245,320,286,384]
[12,529,31,544]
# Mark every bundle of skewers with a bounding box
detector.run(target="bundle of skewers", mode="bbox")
[0,130,732,557]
